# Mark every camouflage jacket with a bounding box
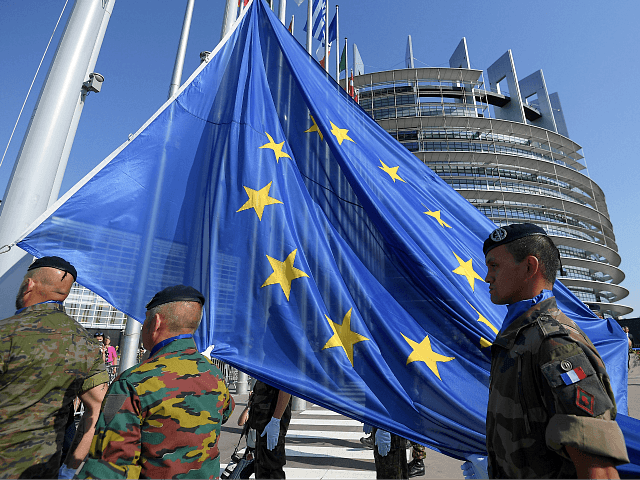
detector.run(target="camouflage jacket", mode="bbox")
[486,297,628,478]
[0,302,108,479]
[78,337,235,479]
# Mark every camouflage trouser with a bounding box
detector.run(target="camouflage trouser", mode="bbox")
[372,428,408,479]
[411,442,426,460]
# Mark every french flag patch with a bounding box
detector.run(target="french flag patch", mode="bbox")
[560,367,587,385]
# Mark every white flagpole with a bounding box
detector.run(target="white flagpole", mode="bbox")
[344,36,348,90]
[334,5,339,81]
[324,2,329,72]
[221,0,237,40]
[290,14,295,34]
[278,0,287,24]
[306,0,312,54]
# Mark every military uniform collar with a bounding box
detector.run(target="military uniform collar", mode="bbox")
[15,300,64,315]
[149,335,197,358]
[493,297,559,350]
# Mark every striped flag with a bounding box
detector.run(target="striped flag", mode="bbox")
[303,0,326,43]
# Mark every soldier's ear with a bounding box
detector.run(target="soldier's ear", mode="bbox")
[524,255,541,280]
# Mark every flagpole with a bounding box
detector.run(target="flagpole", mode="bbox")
[290,14,294,34]
[334,5,339,81]
[324,2,329,73]
[344,37,348,90]
[168,0,195,99]
[278,0,286,24]
[221,0,237,40]
[306,0,312,54]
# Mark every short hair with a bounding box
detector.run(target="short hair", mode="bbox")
[148,301,202,333]
[505,234,560,284]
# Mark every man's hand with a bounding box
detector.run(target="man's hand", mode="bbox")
[461,453,488,479]
[565,445,620,479]
[261,417,281,451]
[375,429,391,456]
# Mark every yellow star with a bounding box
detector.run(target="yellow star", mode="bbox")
[401,333,454,381]
[259,132,291,163]
[322,308,369,366]
[304,114,323,141]
[378,160,406,183]
[261,249,309,301]
[468,301,498,348]
[452,251,485,292]
[330,121,355,145]
[236,182,283,220]
[424,209,451,229]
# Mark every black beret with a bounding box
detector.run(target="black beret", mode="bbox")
[146,285,205,310]
[483,223,548,256]
[28,256,77,280]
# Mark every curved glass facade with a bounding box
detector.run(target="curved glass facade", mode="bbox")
[354,65,631,318]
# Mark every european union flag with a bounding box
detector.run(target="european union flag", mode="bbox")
[16,0,638,465]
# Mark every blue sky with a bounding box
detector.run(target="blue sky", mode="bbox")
[1,0,638,317]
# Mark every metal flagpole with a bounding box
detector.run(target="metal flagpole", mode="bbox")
[120,0,196,372]
[0,0,110,291]
[324,2,329,72]
[334,5,339,81]
[49,0,115,208]
[290,14,294,34]
[168,0,195,99]
[221,0,237,40]
[306,0,312,54]
[278,0,287,24]
[344,37,348,90]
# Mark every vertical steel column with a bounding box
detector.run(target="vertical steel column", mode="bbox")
[306,0,312,54]
[168,0,195,99]
[221,0,237,40]
[0,0,109,279]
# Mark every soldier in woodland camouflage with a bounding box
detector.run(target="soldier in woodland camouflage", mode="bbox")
[0,256,109,478]
[78,285,234,479]
[477,224,629,479]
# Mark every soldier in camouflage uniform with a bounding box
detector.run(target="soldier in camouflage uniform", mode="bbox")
[480,223,628,478]
[0,256,109,478]
[77,285,235,479]
[408,442,425,477]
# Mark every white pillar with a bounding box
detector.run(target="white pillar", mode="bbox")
[0,0,109,279]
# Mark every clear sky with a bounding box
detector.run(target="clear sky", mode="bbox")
[1,0,638,317]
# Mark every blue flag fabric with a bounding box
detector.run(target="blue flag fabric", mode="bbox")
[17,0,635,461]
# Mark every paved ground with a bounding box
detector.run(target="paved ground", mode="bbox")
[219,357,640,478]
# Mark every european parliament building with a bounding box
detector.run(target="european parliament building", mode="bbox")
[354,38,631,319]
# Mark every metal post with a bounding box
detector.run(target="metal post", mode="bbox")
[289,14,294,34]
[119,316,142,372]
[0,0,109,280]
[49,0,116,208]
[292,396,307,412]
[168,0,195,99]
[324,4,329,73]
[334,5,339,81]
[343,37,348,90]
[306,0,312,54]
[220,0,237,40]
[278,0,286,24]
[237,370,249,394]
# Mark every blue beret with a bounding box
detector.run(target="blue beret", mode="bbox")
[146,285,205,310]
[28,256,77,280]
[483,223,549,256]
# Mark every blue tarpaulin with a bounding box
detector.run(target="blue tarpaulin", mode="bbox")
[17,0,637,463]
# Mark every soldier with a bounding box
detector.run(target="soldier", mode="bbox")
[408,442,425,477]
[470,223,629,478]
[0,256,109,478]
[249,380,292,478]
[77,284,234,478]
[371,428,408,479]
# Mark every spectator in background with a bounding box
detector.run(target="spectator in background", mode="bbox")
[94,331,106,364]
[104,335,117,366]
